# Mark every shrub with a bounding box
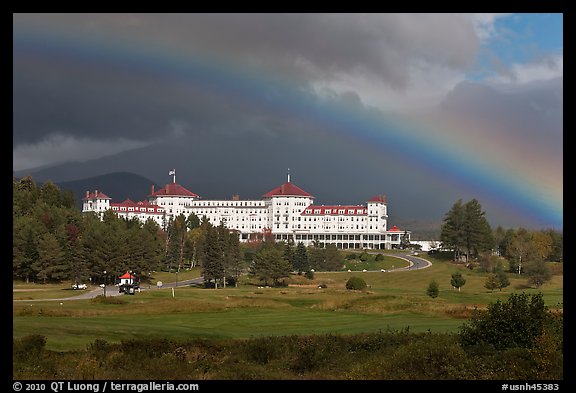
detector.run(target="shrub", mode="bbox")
[304,270,314,280]
[459,292,561,351]
[426,280,439,298]
[90,295,127,304]
[375,253,384,261]
[346,277,367,291]
[242,336,285,365]
[13,334,47,362]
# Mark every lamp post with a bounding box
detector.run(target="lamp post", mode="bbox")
[103,270,107,297]
[176,266,179,288]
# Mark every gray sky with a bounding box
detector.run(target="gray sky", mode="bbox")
[13,13,563,229]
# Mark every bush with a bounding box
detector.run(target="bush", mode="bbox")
[375,253,384,261]
[13,334,47,361]
[346,277,367,291]
[90,295,127,304]
[304,270,314,280]
[459,292,561,351]
[426,280,439,298]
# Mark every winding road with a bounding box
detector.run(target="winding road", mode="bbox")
[13,252,430,302]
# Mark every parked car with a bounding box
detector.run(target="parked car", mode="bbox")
[119,283,137,295]
[72,283,87,290]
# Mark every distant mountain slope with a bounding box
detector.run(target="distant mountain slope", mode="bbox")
[55,172,159,209]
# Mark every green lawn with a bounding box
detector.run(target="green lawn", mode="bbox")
[13,299,463,351]
[13,258,563,352]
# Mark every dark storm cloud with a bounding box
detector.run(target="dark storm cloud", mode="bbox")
[13,13,480,151]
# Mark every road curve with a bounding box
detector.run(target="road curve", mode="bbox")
[14,253,431,302]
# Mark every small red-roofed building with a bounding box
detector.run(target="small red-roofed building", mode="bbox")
[118,271,136,286]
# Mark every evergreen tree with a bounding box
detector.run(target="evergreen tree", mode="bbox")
[441,199,493,263]
[293,242,310,274]
[64,220,89,285]
[307,247,324,271]
[250,247,291,286]
[39,180,62,207]
[165,214,188,271]
[427,280,439,298]
[324,245,343,271]
[141,218,165,272]
[440,199,465,261]
[187,212,201,230]
[283,241,295,270]
[13,216,43,282]
[225,230,242,286]
[61,189,76,209]
[450,272,466,292]
[400,231,411,249]
[33,232,67,282]
[13,176,40,217]
[462,199,494,262]
[201,223,224,286]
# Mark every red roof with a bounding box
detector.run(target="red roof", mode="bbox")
[302,205,367,216]
[82,190,111,200]
[388,225,401,232]
[119,272,135,279]
[262,182,313,198]
[367,195,387,203]
[111,199,164,214]
[149,182,199,198]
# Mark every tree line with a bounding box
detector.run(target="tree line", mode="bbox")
[440,198,562,287]
[13,176,250,286]
[13,176,347,286]
[14,178,561,287]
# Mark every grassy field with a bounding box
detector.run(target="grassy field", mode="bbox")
[13,255,563,352]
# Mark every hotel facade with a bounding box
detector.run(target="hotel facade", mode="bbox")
[82,173,410,250]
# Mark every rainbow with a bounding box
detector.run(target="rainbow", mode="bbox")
[13,26,563,229]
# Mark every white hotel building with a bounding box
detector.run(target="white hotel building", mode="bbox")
[82,174,410,250]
